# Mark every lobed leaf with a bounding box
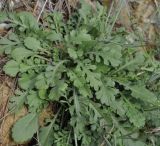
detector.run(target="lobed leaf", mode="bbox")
[3,60,19,77]
[24,37,41,51]
[12,113,38,143]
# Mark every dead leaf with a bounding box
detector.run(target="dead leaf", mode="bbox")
[39,105,53,127]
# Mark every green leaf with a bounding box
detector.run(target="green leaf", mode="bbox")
[79,0,92,19]
[17,12,39,30]
[0,37,17,45]
[19,63,32,72]
[38,89,47,99]
[8,33,20,42]
[24,37,41,51]
[84,69,102,91]
[146,109,160,127]
[39,111,59,146]
[111,100,126,116]
[77,29,92,42]
[0,37,18,54]
[18,73,36,90]
[124,139,146,146]
[35,74,48,89]
[12,113,38,143]
[96,86,118,105]
[46,32,62,41]
[102,44,122,67]
[0,12,7,21]
[124,101,145,128]
[96,78,120,109]
[52,11,63,27]
[90,44,122,67]
[67,70,91,97]
[117,80,157,104]
[3,60,19,77]
[48,80,68,101]
[126,52,145,71]
[68,29,92,44]
[126,107,145,128]
[11,47,33,62]
[68,48,78,59]
[73,91,81,116]
[27,91,44,111]
[130,85,157,104]
[9,91,27,112]
[39,124,54,146]
[76,62,102,90]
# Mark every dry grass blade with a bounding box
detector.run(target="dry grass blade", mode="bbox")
[37,0,48,22]
[0,76,23,146]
